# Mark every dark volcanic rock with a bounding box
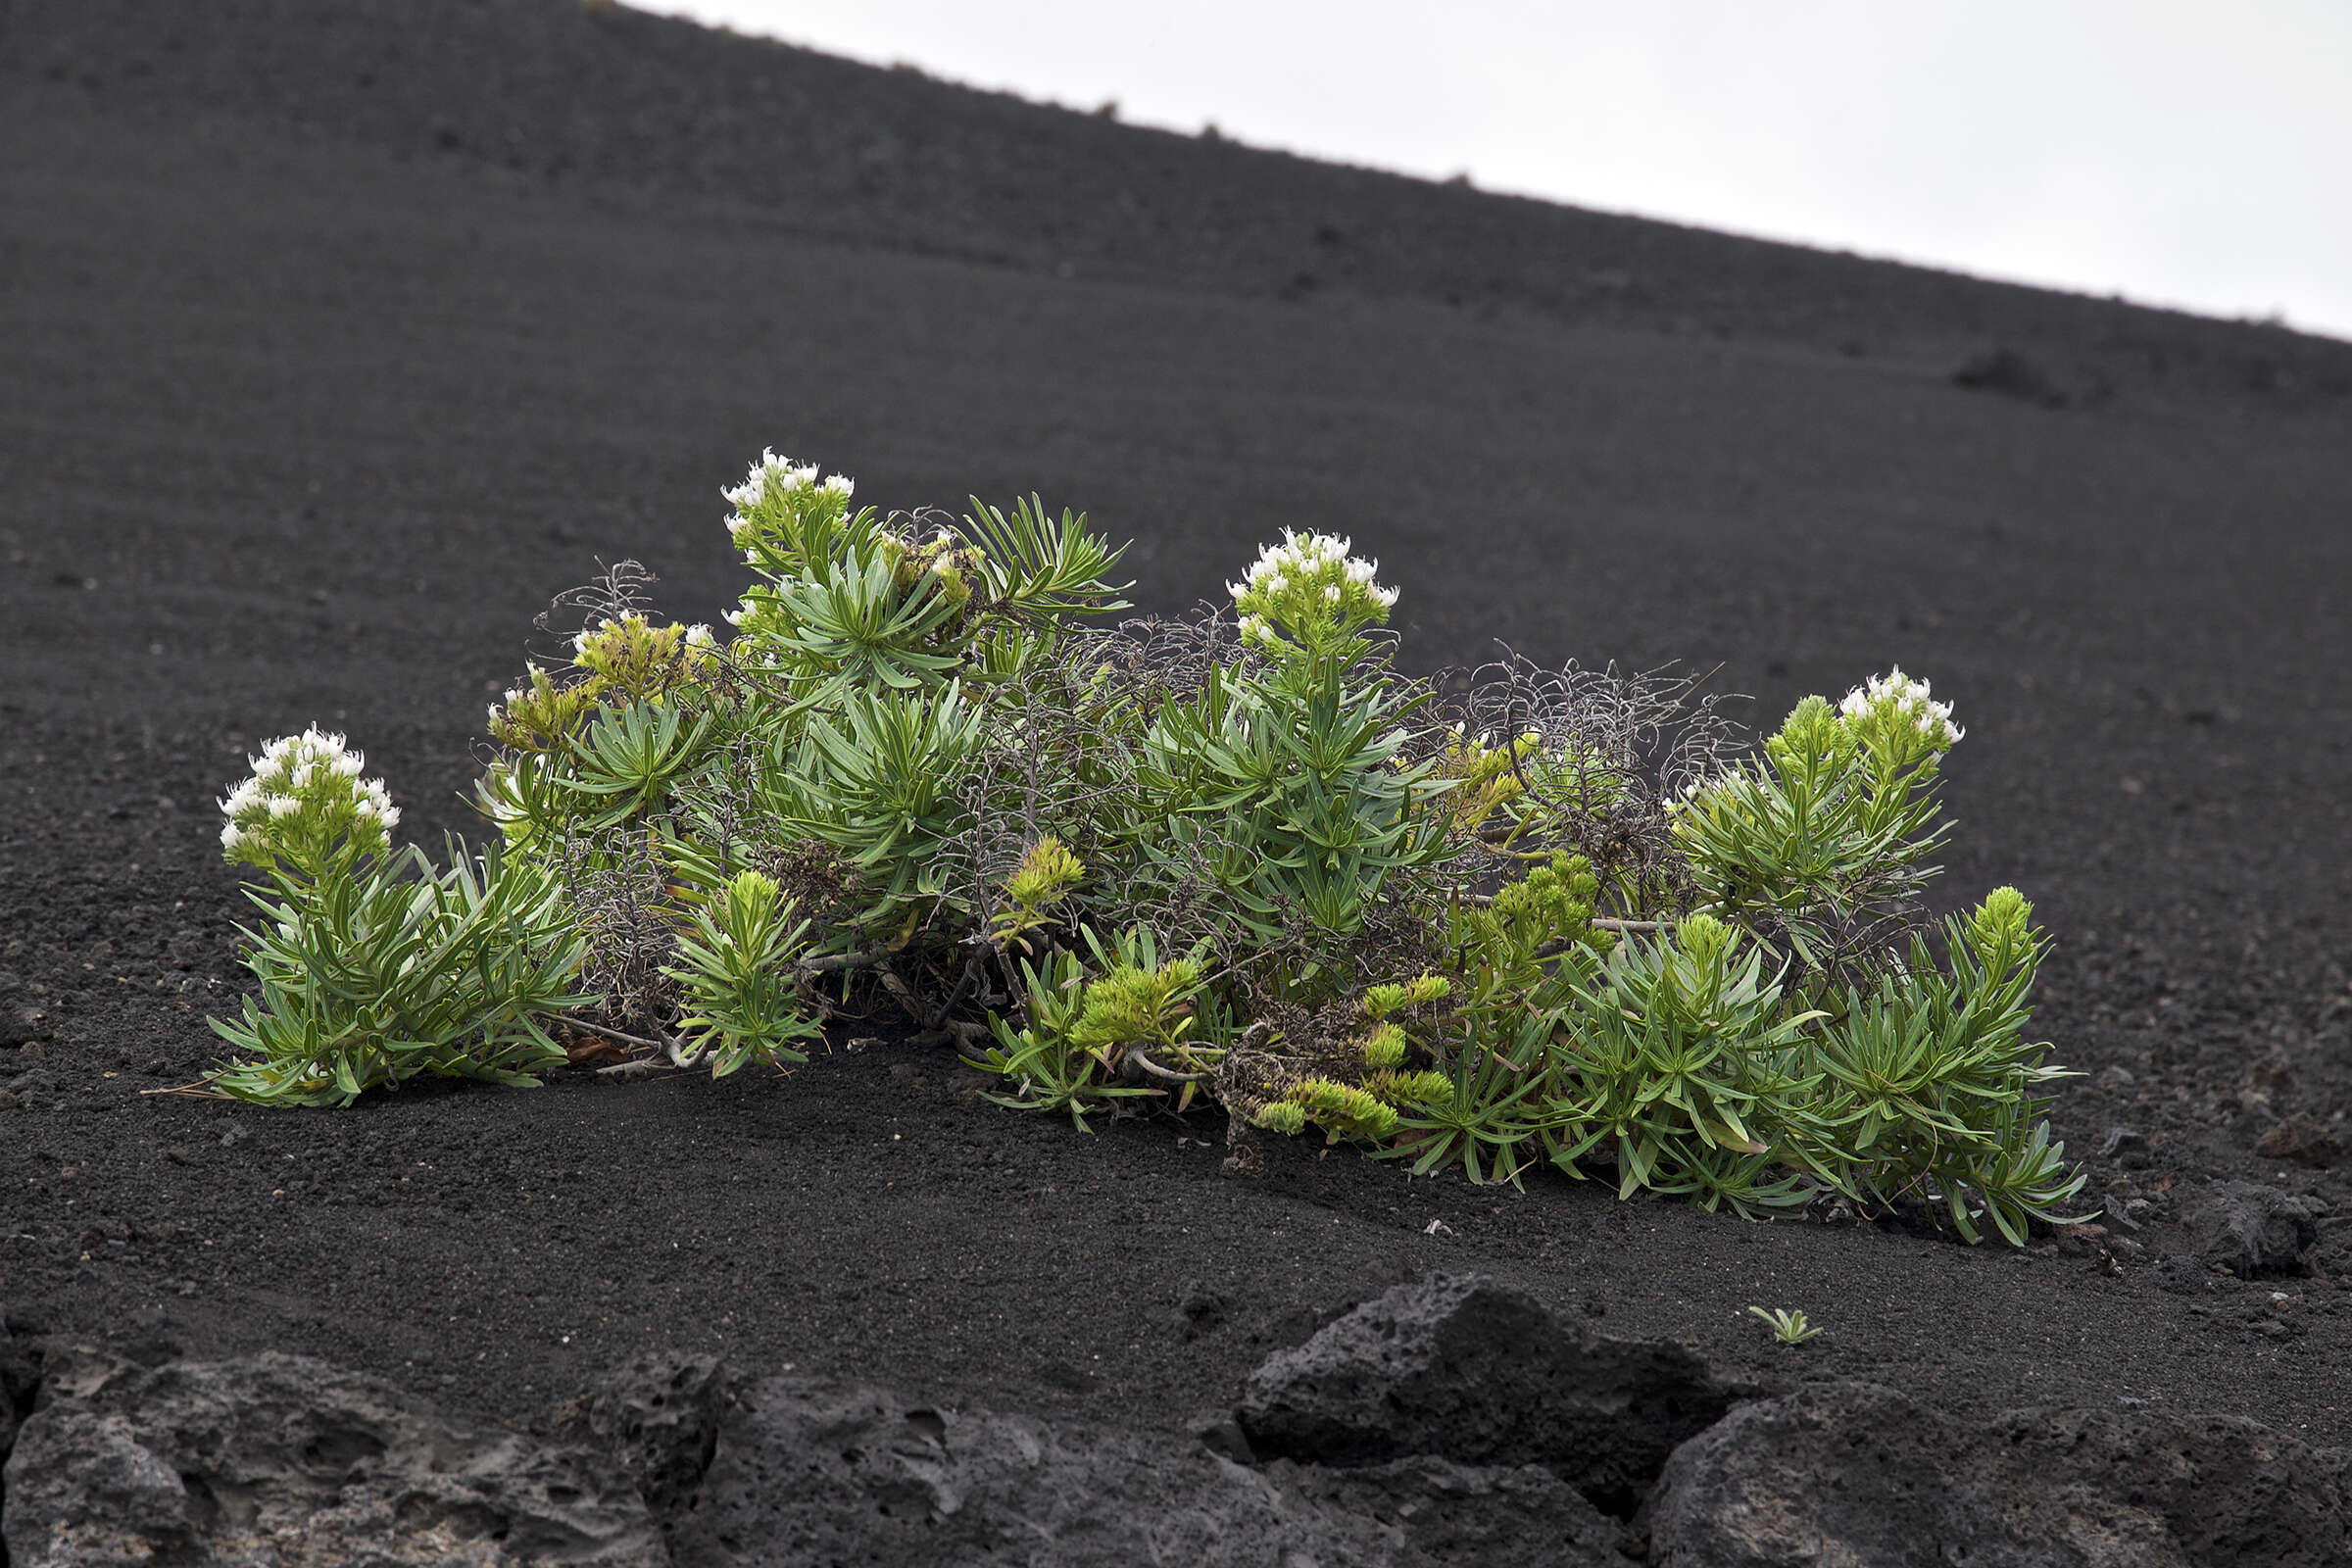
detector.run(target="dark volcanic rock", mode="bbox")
[668,1375,1421,1566]
[2174,1179,2324,1277]
[1643,1380,2352,1568]
[1,1348,664,1566]
[1236,1273,1749,1514]
[2254,1113,2344,1169]
[1951,345,2072,408]
[576,1349,731,1519]
[0,1310,37,1463]
[1267,1452,1627,1567]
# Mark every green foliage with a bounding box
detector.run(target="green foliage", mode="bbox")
[1802,890,2084,1243]
[1748,1305,1822,1344]
[1362,972,1450,1021]
[209,840,593,1107]
[1541,914,1826,1213]
[1287,1076,1400,1142]
[1069,926,1212,1059]
[1668,683,1953,990]
[1452,850,1611,999]
[1252,1100,1308,1136]
[976,949,1157,1130]
[1360,1022,1407,1070]
[205,449,2086,1246]
[1138,644,1448,964]
[473,698,711,849]
[785,682,986,927]
[992,836,1085,951]
[1381,1020,1549,1185]
[663,870,823,1077]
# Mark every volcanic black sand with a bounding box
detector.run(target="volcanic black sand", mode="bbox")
[4,0,2351,1489]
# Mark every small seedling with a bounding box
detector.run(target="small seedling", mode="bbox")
[1748,1305,1822,1344]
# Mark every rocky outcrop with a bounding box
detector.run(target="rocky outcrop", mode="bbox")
[1,1346,665,1567]
[667,1375,1481,1567]
[9,1282,2349,1566]
[2173,1179,2325,1277]
[1257,1452,1629,1567]
[570,1349,732,1521]
[1642,1379,2352,1568]
[1237,1271,1751,1514]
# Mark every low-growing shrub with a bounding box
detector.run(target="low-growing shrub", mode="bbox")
[203,451,2084,1242]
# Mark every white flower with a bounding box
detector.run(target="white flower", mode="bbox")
[378,804,401,830]
[488,703,502,724]
[685,623,715,648]
[1372,585,1399,608]
[823,473,855,496]
[1839,666,1962,750]
[268,795,299,818]
[722,607,746,626]
[220,822,244,851]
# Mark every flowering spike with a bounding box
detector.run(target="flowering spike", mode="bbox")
[218,727,398,875]
[1226,529,1397,651]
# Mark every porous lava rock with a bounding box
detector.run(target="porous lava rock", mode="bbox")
[572,1349,732,1519]
[1235,1272,1750,1514]
[1261,1452,1627,1566]
[2173,1179,2325,1277]
[665,1375,1428,1566]
[1642,1380,2352,1568]
[0,1347,665,1566]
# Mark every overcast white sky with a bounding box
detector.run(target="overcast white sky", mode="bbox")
[637,1,2351,342]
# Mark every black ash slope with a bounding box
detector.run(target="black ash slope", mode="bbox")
[2,0,2351,1486]
[8,0,2350,410]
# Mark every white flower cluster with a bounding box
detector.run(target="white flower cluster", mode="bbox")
[218,727,398,865]
[722,449,855,538]
[490,662,546,726]
[1838,666,1963,750]
[1227,529,1399,647]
